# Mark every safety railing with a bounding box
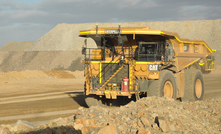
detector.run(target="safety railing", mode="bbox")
[82,47,103,61]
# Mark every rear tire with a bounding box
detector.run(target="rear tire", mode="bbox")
[148,70,177,99]
[182,69,204,101]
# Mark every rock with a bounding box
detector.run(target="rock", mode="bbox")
[86,119,97,126]
[0,126,10,134]
[88,112,95,118]
[140,117,151,128]
[130,128,137,133]
[2,97,221,133]
[152,123,159,130]
[47,122,57,128]
[14,120,34,132]
[138,127,152,134]
[158,118,170,133]
[81,126,90,134]
[151,113,158,118]
[98,125,117,134]
[74,123,83,130]
[54,126,67,134]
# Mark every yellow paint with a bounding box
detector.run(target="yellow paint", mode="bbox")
[80,28,161,36]
[199,63,205,66]
[99,63,102,83]
[184,58,200,68]
[121,30,136,33]
[91,61,101,63]
[136,62,151,64]
[182,43,184,52]
[129,65,132,90]
[103,61,119,63]
[79,31,91,34]
[174,36,213,53]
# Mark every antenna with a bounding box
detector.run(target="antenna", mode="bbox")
[96,24,98,37]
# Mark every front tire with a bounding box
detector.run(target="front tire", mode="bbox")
[85,95,102,108]
[148,70,177,99]
[84,82,102,108]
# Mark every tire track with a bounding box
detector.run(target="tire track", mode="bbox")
[0,91,83,104]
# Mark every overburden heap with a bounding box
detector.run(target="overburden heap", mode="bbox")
[72,97,221,133]
[1,97,220,134]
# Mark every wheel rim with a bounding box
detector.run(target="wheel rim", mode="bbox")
[163,81,173,98]
[195,79,202,98]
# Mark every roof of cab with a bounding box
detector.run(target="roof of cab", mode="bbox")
[79,27,180,38]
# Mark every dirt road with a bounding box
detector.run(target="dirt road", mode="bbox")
[0,71,220,125]
[0,78,85,125]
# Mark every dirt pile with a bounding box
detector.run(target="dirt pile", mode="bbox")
[44,70,76,79]
[0,51,83,72]
[0,70,78,81]
[0,70,48,80]
[0,42,34,51]
[1,97,220,134]
[72,97,221,133]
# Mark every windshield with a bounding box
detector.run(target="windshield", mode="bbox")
[138,42,165,61]
[139,44,157,54]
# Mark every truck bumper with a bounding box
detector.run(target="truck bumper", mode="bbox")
[86,90,134,99]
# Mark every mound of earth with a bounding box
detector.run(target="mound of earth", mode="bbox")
[44,70,76,79]
[0,70,78,81]
[0,51,83,72]
[1,97,220,134]
[0,70,48,80]
[0,42,34,51]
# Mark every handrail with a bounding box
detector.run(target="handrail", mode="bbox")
[82,40,134,89]
[92,49,124,88]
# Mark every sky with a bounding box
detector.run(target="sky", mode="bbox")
[0,0,221,47]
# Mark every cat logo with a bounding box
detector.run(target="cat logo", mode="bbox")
[149,64,159,71]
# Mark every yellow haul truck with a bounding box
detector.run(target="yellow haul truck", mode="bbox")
[80,26,215,107]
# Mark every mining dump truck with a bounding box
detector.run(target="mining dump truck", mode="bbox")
[80,26,215,107]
